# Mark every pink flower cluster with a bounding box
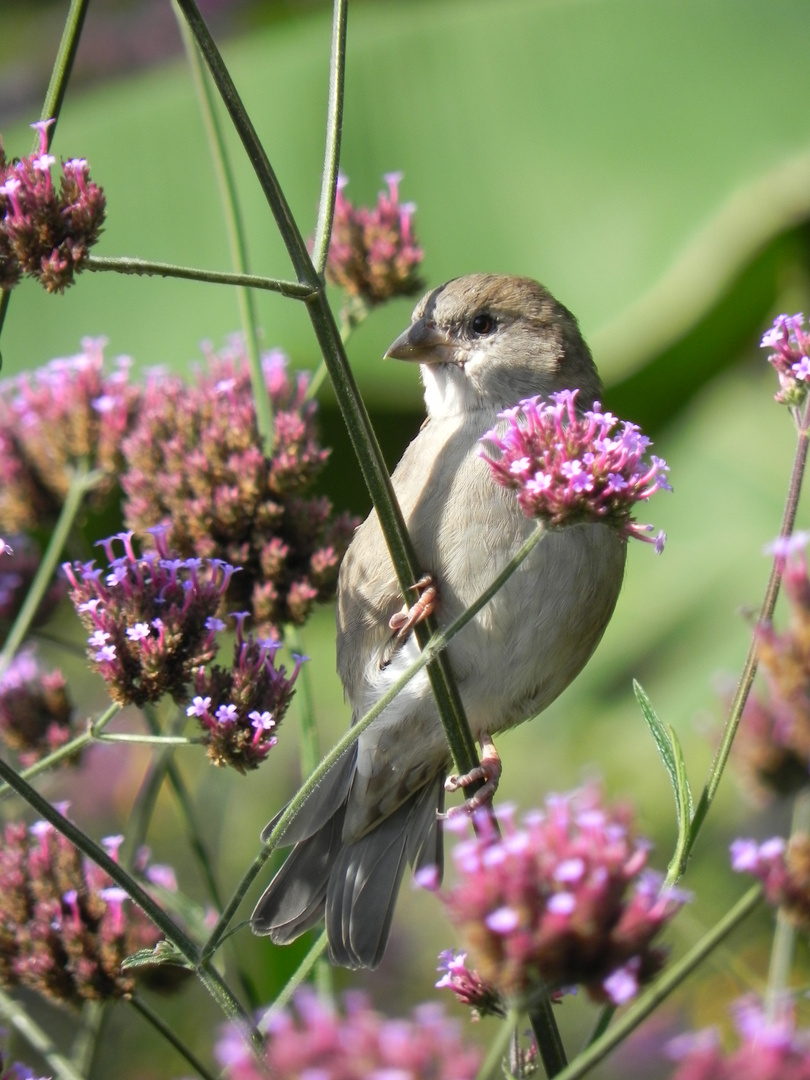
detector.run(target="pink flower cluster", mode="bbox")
[0,646,76,767]
[426,788,688,1006]
[216,988,482,1080]
[0,815,182,1007]
[666,996,810,1080]
[121,341,356,636]
[760,313,810,407]
[188,611,303,772]
[479,389,670,549]
[64,527,234,708]
[731,833,810,929]
[0,119,105,293]
[325,172,424,324]
[0,337,139,533]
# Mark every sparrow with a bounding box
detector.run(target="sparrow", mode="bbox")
[251,274,627,968]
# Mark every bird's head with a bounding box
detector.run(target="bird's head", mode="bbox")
[385,274,601,420]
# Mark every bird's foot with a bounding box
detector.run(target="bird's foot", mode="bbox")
[441,735,502,817]
[389,573,438,641]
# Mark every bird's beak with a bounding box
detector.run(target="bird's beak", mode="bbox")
[384,317,455,365]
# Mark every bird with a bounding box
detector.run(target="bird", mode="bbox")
[251,273,628,968]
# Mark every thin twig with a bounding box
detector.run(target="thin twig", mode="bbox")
[311,0,349,275]
[85,255,313,297]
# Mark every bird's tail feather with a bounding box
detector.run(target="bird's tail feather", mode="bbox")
[252,772,444,969]
[326,777,443,969]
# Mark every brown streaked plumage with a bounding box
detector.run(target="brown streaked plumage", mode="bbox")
[251,274,627,968]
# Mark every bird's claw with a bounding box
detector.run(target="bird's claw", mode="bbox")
[389,573,438,641]
[441,736,502,818]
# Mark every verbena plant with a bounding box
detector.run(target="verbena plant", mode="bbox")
[1,3,809,1079]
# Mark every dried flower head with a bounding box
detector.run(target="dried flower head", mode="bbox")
[0,534,66,640]
[424,788,688,1005]
[760,313,810,408]
[479,389,670,550]
[0,646,76,767]
[0,119,105,293]
[64,527,234,707]
[121,340,356,635]
[325,172,424,327]
[0,815,182,1007]
[215,988,482,1080]
[666,995,810,1080]
[0,338,139,533]
[731,833,810,929]
[188,612,302,772]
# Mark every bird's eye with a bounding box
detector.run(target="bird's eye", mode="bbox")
[471,312,496,336]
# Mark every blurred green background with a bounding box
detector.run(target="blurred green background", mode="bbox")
[3,0,810,1076]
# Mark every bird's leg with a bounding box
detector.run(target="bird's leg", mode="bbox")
[442,734,502,816]
[388,573,438,641]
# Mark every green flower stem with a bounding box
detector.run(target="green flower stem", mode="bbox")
[173,0,483,796]
[0,458,100,682]
[0,702,121,802]
[85,255,314,297]
[0,755,259,1043]
[526,985,568,1077]
[258,930,329,1030]
[474,1007,520,1080]
[550,885,762,1080]
[311,0,349,276]
[0,754,197,954]
[0,984,87,1080]
[203,522,546,959]
[0,0,89,356]
[39,0,91,144]
[286,625,320,777]
[96,732,202,745]
[130,993,220,1080]
[124,705,189,868]
[584,1004,615,1049]
[69,1001,106,1078]
[686,393,810,860]
[140,704,224,910]
[175,3,274,454]
[765,788,810,1019]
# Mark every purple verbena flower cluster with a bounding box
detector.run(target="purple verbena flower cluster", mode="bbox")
[325,172,424,326]
[120,340,356,635]
[0,338,139,532]
[666,996,810,1080]
[435,949,507,1019]
[0,120,105,293]
[0,646,76,767]
[731,833,810,929]
[479,389,670,549]
[63,527,234,708]
[424,787,688,1006]
[188,611,302,772]
[215,988,482,1080]
[760,313,810,407]
[0,815,182,1007]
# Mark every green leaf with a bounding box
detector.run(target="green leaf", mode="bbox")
[633,679,693,872]
[121,939,195,973]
